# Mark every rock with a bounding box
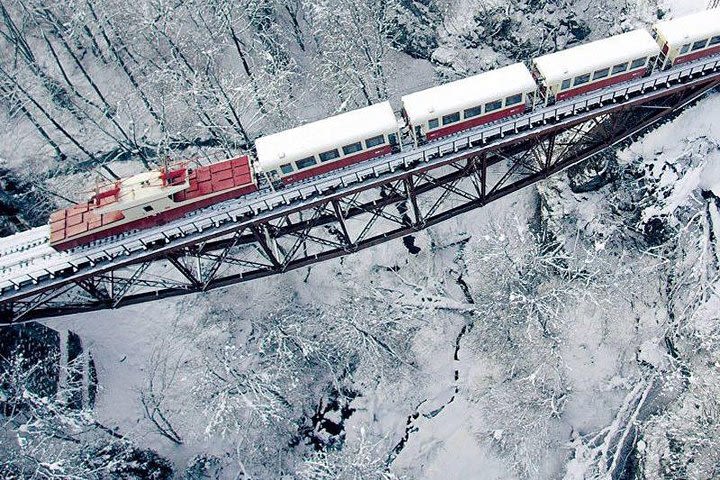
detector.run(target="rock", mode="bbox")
[0,166,55,234]
[643,216,670,246]
[567,153,620,194]
[391,0,441,59]
[97,444,174,480]
[185,454,224,480]
[0,323,97,412]
[564,17,591,42]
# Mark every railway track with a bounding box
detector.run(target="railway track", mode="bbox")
[0,54,718,322]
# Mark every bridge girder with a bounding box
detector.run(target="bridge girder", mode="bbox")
[1,66,719,324]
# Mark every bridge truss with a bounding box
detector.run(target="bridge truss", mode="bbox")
[1,57,719,323]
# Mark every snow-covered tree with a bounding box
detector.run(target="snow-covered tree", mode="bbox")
[0,351,173,479]
[298,427,400,480]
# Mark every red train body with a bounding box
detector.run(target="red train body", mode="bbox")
[49,156,257,251]
[424,104,527,141]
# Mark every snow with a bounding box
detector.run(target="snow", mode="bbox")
[638,339,667,369]
[400,63,536,125]
[393,398,511,480]
[617,92,720,222]
[699,147,720,197]
[660,0,708,16]
[6,0,720,478]
[255,102,398,172]
[0,226,50,259]
[24,83,720,477]
[533,29,660,85]
[39,299,239,469]
[654,7,720,46]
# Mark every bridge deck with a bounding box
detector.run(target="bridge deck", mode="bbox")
[1,54,719,308]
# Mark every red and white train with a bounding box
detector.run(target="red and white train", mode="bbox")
[50,158,257,250]
[254,102,401,184]
[401,63,537,144]
[48,8,720,251]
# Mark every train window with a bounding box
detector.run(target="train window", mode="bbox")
[464,106,483,118]
[442,112,461,125]
[388,133,398,145]
[710,35,720,46]
[561,79,572,90]
[505,93,523,106]
[143,205,154,212]
[365,135,385,148]
[593,68,609,80]
[611,62,628,75]
[428,118,440,129]
[296,156,318,169]
[485,100,502,112]
[280,163,294,174]
[342,142,363,155]
[574,74,591,86]
[629,57,646,70]
[691,39,708,51]
[318,150,339,163]
[680,44,691,54]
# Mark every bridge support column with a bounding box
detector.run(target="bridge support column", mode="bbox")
[331,200,354,249]
[0,302,13,324]
[404,176,424,228]
[250,225,282,269]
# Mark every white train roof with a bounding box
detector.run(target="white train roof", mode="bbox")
[255,102,398,171]
[533,29,661,85]
[401,63,537,125]
[654,8,720,46]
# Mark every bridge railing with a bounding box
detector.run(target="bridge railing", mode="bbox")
[1,54,719,295]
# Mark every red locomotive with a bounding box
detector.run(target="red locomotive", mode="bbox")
[49,156,256,250]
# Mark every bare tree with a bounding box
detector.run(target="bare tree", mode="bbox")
[298,427,401,480]
[139,341,185,445]
[304,0,397,109]
[0,352,138,478]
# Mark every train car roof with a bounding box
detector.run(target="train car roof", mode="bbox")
[653,8,720,46]
[255,102,398,171]
[400,63,536,125]
[533,29,661,85]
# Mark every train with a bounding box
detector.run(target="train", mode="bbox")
[48,8,720,251]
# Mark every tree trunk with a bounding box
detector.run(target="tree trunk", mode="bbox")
[223,11,266,113]
[284,4,306,52]
[39,7,145,161]
[0,65,94,159]
[81,24,107,63]
[84,1,166,131]
[0,2,77,114]
[0,81,65,159]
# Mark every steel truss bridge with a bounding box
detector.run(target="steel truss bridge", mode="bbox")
[1,55,719,324]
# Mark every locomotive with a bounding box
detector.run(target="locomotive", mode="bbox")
[49,8,720,251]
